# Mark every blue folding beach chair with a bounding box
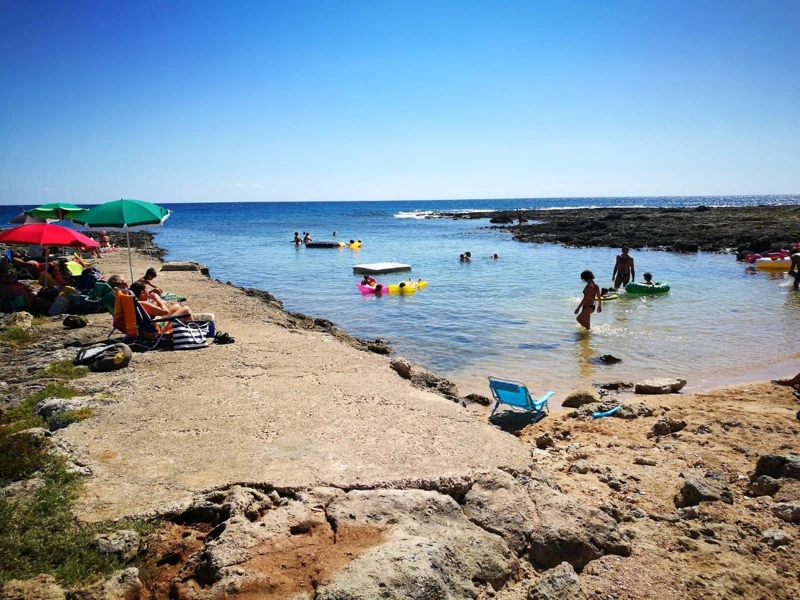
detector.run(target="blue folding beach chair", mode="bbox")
[488,377,554,422]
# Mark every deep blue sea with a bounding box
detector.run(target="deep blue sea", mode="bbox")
[3,196,799,398]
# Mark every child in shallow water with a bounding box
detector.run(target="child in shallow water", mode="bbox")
[642,272,654,285]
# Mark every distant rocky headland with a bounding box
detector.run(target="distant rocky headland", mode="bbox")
[444,205,800,255]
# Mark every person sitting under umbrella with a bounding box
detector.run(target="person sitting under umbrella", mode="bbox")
[0,273,51,314]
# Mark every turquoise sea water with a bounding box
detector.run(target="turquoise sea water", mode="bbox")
[3,196,799,397]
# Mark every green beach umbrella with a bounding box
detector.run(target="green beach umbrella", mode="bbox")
[73,198,172,281]
[25,202,87,221]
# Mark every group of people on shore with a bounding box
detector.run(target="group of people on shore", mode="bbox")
[107,268,193,320]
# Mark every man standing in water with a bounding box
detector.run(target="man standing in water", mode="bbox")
[612,247,635,289]
[789,249,800,291]
[575,270,602,329]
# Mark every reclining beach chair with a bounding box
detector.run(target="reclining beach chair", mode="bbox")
[109,290,210,351]
[488,377,554,421]
[4,249,37,280]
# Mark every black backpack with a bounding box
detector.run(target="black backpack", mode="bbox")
[75,343,132,372]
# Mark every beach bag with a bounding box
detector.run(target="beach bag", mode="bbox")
[172,320,210,350]
[72,266,102,291]
[75,343,132,372]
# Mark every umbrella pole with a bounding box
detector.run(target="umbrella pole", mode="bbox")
[126,230,134,283]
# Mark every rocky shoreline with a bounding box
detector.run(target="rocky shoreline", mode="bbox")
[2,241,800,599]
[444,205,800,254]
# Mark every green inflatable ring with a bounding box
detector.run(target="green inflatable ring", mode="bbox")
[625,281,670,295]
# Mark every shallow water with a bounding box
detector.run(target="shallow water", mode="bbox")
[3,197,799,397]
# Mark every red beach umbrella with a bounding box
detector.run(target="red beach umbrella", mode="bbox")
[0,223,99,248]
[0,224,100,283]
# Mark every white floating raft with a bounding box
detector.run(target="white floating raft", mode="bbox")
[353,262,411,275]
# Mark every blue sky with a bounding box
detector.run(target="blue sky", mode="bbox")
[1,0,798,205]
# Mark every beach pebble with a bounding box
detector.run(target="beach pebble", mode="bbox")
[648,417,687,437]
[8,311,34,330]
[464,393,492,406]
[634,378,687,394]
[634,456,657,466]
[761,529,793,548]
[747,475,781,497]
[772,502,800,523]
[62,315,88,329]
[535,432,556,449]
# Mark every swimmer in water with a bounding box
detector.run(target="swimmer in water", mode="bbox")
[575,269,602,330]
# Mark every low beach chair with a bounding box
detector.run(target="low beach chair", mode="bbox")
[488,377,554,421]
[109,290,210,351]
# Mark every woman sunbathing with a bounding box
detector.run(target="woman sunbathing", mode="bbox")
[130,281,192,320]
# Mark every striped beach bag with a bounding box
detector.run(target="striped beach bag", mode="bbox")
[172,320,210,350]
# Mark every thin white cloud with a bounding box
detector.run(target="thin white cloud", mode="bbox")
[229,184,244,190]
[252,184,263,189]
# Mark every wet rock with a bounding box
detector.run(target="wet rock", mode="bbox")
[389,358,412,379]
[536,432,556,449]
[592,354,622,365]
[93,530,140,560]
[7,311,33,330]
[0,574,66,600]
[462,470,539,555]
[62,315,88,329]
[67,567,143,600]
[634,456,657,466]
[648,417,687,437]
[527,562,585,600]
[635,378,687,394]
[365,339,392,355]
[752,454,800,481]
[675,478,734,507]
[772,502,800,523]
[525,480,631,571]
[596,381,633,391]
[761,529,793,548]
[410,370,459,400]
[747,475,781,497]
[562,388,601,409]
[465,393,492,406]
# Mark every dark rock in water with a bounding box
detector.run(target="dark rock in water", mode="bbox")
[366,339,391,355]
[593,354,622,365]
[527,562,586,600]
[648,417,687,437]
[490,214,515,224]
[675,478,733,507]
[674,242,699,253]
[465,393,492,406]
[243,287,283,308]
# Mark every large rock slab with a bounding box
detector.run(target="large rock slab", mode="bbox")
[772,502,800,523]
[675,478,733,507]
[318,488,517,598]
[160,261,201,271]
[527,562,585,600]
[634,378,687,394]
[523,479,631,571]
[462,470,540,555]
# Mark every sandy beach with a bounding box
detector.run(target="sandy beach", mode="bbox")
[2,244,799,599]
